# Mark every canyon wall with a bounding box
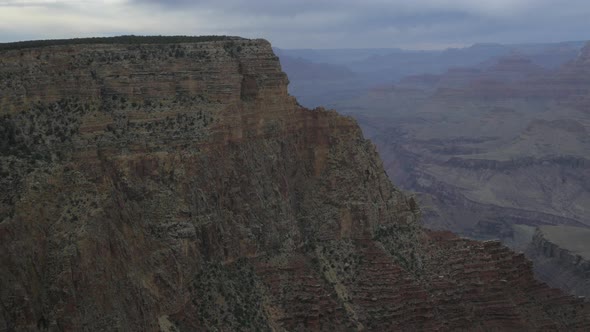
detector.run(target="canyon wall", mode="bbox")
[526,226,590,298]
[1,37,589,331]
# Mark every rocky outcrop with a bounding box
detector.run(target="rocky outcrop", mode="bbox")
[1,37,589,331]
[526,226,590,298]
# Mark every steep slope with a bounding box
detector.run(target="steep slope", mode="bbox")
[1,37,589,331]
[526,226,590,298]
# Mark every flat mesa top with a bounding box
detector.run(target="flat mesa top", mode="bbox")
[0,35,246,51]
[539,225,590,260]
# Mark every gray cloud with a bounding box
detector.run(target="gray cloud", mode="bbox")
[0,0,588,48]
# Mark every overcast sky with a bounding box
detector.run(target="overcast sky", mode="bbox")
[0,0,588,49]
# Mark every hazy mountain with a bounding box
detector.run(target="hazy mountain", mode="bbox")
[278,41,585,108]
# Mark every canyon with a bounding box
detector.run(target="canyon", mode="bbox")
[1,37,589,331]
[292,42,590,300]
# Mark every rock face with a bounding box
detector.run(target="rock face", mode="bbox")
[1,37,589,331]
[526,226,590,298]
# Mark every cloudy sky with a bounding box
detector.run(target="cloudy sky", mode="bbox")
[0,0,588,49]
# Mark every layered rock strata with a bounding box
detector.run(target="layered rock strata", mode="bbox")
[1,37,589,331]
[527,226,590,298]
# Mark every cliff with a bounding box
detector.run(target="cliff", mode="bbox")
[527,226,590,298]
[1,37,589,331]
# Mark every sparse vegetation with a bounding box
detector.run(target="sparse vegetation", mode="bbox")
[0,35,245,51]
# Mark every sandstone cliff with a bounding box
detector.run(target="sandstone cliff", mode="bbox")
[1,37,589,331]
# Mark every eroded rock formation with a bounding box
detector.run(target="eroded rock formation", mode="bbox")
[1,37,589,331]
[526,226,590,298]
